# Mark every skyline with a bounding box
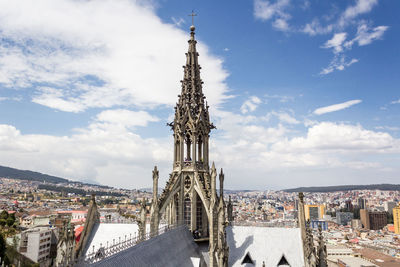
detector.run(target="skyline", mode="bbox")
[0,0,399,190]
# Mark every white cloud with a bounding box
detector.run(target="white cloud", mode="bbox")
[95,109,159,128]
[313,99,362,115]
[322,32,347,53]
[254,0,292,32]
[0,96,21,102]
[264,111,300,124]
[345,23,388,48]
[273,122,399,153]
[264,94,294,103]
[0,114,171,189]
[302,0,379,36]
[340,0,378,27]
[299,1,387,75]
[0,0,229,112]
[391,99,400,104]
[212,113,400,187]
[302,19,333,36]
[240,96,262,114]
[171,17,185,27]
[2,109,400,189]
[320,55,358,75]
[273,18,290,31]
[301,0,310,10]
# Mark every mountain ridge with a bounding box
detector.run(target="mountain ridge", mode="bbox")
[283,184,400,193]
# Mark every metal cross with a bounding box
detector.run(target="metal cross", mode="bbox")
[188,10,197,26]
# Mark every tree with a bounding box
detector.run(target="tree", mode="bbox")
[0,211,8,220]
[6,217,14,227]
[0,219,6,227]
[0,233,6,264]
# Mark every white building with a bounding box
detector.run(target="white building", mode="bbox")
[19,227,53,263]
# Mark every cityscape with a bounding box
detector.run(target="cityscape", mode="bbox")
[0,0,399,267]
[0,175,399,266]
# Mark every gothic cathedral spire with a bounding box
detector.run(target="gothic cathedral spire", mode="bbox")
[151,24,228,267]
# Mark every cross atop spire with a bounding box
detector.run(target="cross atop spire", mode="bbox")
[188,10,197,26]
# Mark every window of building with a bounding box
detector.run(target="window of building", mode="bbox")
[277,254,290,266]
[184,196,191,226]
[241,252,254,265]
[196,195,202,231]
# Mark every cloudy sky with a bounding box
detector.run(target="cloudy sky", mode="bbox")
[0,0,399,190]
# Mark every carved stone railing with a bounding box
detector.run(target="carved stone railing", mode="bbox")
[73,224,182,266]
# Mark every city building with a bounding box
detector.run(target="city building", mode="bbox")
[336,212,354,226]
[384,201,397,215]
[360,209,387,230]
[310,220,328,230]
[19,226,54,264]
[358,198,367,209]
[360,209,369,229]
[304,204,325,221]
[394,204,400,234]
[351,219,362,229]
[345,200,353,211]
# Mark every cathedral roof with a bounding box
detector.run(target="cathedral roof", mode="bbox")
[84,223,142,257]
[89,225,204,267]
[226,226,305,267]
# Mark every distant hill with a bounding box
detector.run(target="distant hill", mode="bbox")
[0,165,121,196]
[283,184,400,193]
[0,165,70,184]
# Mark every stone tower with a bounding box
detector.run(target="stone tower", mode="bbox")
[150,24,228,267]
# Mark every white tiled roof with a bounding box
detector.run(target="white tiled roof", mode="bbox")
[226,226,304,267]
[85,223,140,256]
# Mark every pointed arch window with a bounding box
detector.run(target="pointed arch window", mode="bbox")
[197,135,203,162]
[196,194,203,232]
[184,195,191,226]
[184,133,192,162]
[241,252,254,265]
[175,140,180,162]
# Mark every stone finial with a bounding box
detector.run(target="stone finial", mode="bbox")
[299,192,304,203]
[219,168,224,197]
[152,166,159,180]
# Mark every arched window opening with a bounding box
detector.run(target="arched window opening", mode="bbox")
[197,136,203,162]
[184,133,192,162]
[184,196,191,226]
[175,141,180,162]
[196,194,203,234]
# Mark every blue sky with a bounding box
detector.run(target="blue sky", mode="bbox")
[0,0,399,190]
